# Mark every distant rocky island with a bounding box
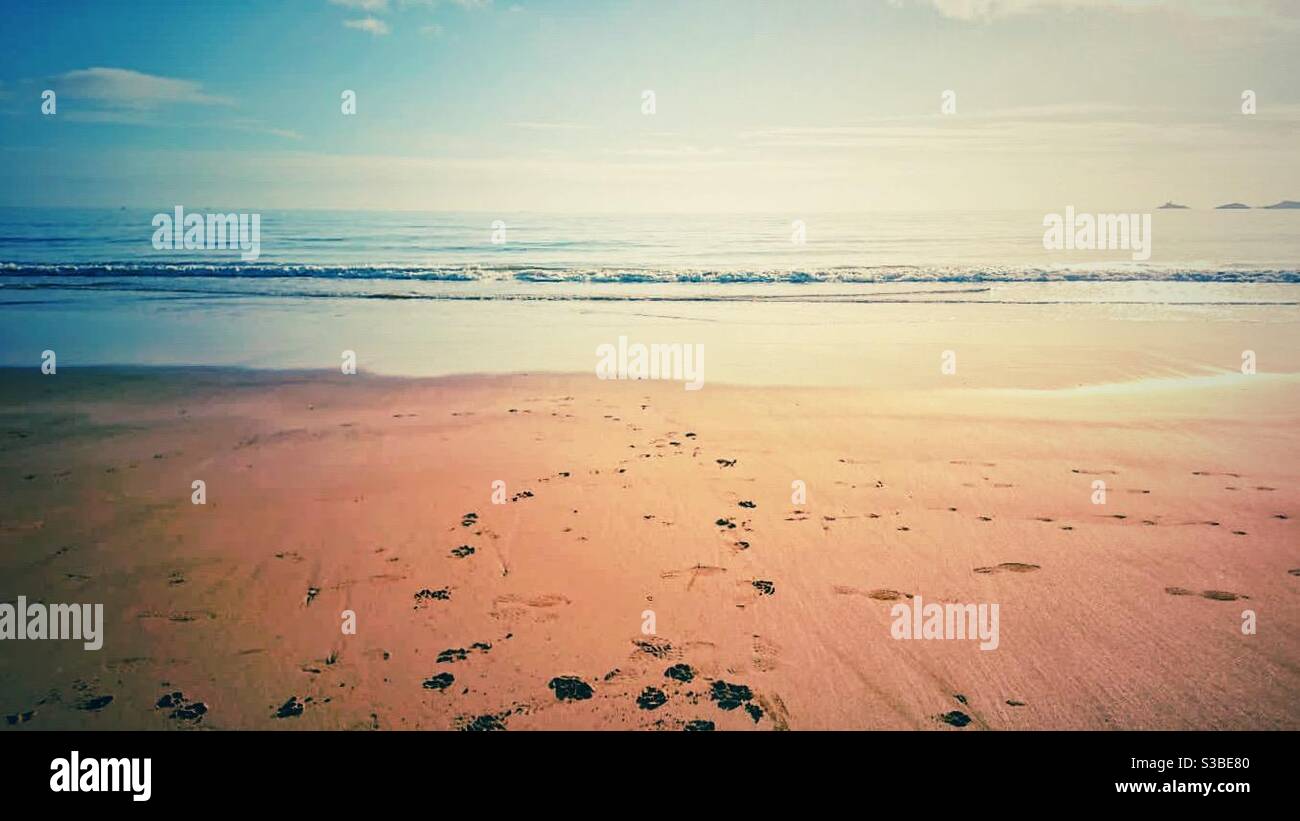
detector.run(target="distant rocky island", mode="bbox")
[1157,200,1298,209]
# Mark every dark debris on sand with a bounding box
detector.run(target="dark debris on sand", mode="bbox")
[459,713,507,731]
[414,587,451,607]
[709,681,753,711]
[156,691,207,722]
[422,673,455,691]
[664,663,695,683]
[939,710,972,727]
[548,676,594,701]
[636,687,668,711]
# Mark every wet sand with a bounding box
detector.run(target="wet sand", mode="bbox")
[0,363,1297,730]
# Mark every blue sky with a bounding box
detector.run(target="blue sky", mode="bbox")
[1,0,1298,211]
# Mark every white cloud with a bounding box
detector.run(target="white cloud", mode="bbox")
[49,68,232,109]
[344,17,392,35]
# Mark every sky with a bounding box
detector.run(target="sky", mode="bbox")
[0,0,1297,212]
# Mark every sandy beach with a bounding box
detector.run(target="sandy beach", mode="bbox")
[2,313,1297,729]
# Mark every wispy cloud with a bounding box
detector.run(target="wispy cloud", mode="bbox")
[896,0,1300,23]
[510,121,589,131]
[330,0,390,11]
[49,67,232,110]
[896,0,1117,21]
[739,104,1300,156]
[228,119,303,140]
[57,108,301,140]
[329,0,490,36]
[344,16,391,35]
[608,145,727,159]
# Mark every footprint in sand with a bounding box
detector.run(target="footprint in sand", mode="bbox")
[752,635,780,672]
[832,585,913,601]
[1201,590,1247,601]
[4,710,37,726]
[660,564,726,591]
[974,563,1040,574]
[869,588,911,601]
[633,638,675,659]
[1164,587,1249,601]
[490,593,570,623]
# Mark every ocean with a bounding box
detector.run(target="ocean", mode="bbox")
[1,207,1297,383]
